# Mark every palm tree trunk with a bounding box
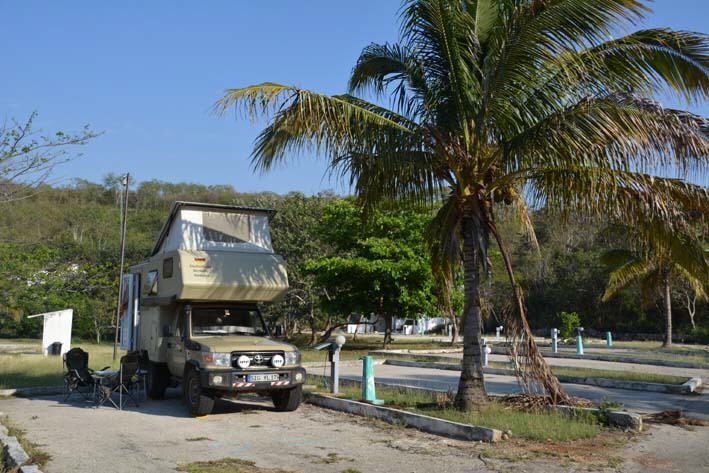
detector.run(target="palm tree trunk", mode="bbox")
[455,207,488,410]
[662,267,673,348]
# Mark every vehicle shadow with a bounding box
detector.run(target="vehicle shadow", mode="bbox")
[29,387,280,418]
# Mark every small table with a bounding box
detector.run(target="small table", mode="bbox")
[92,370,120,409]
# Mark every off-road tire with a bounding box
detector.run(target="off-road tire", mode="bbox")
[146,362,169,399]
[271,385,302,412]
[184,367,214,416]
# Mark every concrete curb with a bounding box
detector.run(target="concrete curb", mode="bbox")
[0,386,64,398]
[304,392,502,442]
[383,359,699,395]
[317,373,643,431]
[307,374,642,431]
[682,377,703,393]
[0,419,44,473]
[551,405,643,431]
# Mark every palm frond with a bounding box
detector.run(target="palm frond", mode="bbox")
[348,42,429,119]
[503,94,709,177]
[494,28,709,130]
[674,264,708,300]
[602,258,656,301]
[215,83,418,174]
[425,193,462,314]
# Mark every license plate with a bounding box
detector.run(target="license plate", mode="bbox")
[246,373,279,382]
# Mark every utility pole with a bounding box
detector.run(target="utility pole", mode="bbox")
[113,173,130,361]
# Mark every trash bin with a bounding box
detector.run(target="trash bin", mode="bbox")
[48,342,62,356]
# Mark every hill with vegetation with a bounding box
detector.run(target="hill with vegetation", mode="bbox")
[0,177,705,343]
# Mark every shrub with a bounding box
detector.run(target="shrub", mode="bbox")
[558,311,581,339]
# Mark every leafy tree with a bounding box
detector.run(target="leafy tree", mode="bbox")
[254,192,334,341]
[0,112,98,202]
[602,233,708,347]
[306,199,439,346]
[217,0,709,408]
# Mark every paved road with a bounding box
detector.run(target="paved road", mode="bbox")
[338,364,709,420]
[1,391,708,473]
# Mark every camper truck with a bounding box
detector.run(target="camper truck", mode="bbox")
[118,201,304,416]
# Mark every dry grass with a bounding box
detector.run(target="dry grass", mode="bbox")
[0,343,122,389]
[0,415,51,468]
[177,458,294,473]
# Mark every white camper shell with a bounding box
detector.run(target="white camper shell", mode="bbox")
[133,201,288,304]
[121,202,289,358]
[120,202,303,416]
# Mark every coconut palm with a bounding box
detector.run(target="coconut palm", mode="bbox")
[217,0,709,409]
[602,232,708,347]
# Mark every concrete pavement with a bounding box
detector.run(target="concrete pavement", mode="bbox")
[338,363,709,420]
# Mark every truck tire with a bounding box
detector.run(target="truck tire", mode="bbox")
[271,385,302,412]
[146,362,169,399]
[184,367,214,416]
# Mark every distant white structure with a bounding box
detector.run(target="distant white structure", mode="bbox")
[27,309,73,356]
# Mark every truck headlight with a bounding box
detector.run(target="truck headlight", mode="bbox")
[202,352,231,367]
[284,351,301,366]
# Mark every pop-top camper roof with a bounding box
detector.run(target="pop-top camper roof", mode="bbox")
[151,201,277,256]
[133,201,288,303]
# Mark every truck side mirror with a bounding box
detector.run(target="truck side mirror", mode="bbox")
[163,324,173,337]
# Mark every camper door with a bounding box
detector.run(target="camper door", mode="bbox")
[119,274,140,350]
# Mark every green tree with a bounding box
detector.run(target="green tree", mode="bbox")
[255,192,333,341]
[218,0,709,408]
[601,234,708,347]
[0,112,98,202]
[306,200,439,346]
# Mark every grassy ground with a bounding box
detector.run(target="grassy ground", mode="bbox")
[0,343,122,389]
[488,362,689,384]
[307,379,602,442]
[416,405,600,442]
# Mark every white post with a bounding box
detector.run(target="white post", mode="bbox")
[551,328,558,353]
[483,338,491,367]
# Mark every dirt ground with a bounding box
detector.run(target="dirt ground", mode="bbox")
[0,390,707,473]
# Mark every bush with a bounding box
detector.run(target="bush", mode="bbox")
[558,311,581,339]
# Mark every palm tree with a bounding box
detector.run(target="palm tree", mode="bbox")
[602,233,708,347]
[217,0,709,410]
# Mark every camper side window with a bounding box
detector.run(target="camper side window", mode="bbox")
[202,212,251,244]
[145,270,158,295]
[163,258,173,278]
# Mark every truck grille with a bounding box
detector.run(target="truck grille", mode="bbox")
[231,351,285,369]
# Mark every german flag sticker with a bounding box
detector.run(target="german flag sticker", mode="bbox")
[193,258,207,264]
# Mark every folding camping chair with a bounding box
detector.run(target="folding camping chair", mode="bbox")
[96,351,141,410]
[63,347,108,402]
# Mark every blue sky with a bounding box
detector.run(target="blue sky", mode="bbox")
[2,1,708,194]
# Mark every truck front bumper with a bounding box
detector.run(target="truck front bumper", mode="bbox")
[200,367,307,392]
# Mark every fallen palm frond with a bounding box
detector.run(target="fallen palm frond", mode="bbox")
[498,394,595,411]
[644,410,709,426]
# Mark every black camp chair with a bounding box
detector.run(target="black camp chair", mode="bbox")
[96,351,141,410]
[63,348,108,402]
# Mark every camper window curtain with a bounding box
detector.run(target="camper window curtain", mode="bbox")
[201,212,251,244]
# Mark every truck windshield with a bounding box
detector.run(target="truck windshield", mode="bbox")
[191,307,267,336]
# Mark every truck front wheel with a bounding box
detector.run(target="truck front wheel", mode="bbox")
[146,362,169,399]
[271,385,302,412]
[184,367,215,416]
